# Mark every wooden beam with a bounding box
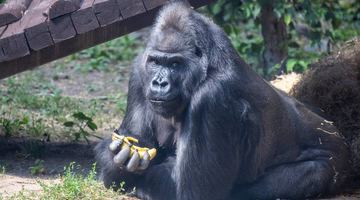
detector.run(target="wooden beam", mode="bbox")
[0,0,32,26]
[0,9,158,79]
[71,0,99,34]
[47,0,82,19]
[117,0,146,19]
[24,0,56,51]
[93,0,121,26]
[142,0,168,11]
[49,14,77,43]
[0,0,37,62]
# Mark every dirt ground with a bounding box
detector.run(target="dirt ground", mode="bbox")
[0,138,95,197]
[1,68,360,199]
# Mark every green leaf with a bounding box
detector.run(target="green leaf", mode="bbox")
[212,3,222,15]
[286,59,297,72]
[72,112,91,121]
[284,14,292,25]
[63,121,75,127]
[21,116,29,125]
[86,121,98,131]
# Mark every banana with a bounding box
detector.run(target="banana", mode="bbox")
[112,133,157,160]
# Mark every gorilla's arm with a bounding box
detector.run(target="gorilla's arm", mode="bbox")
[95,63,177,198]
[95,138,176,199]
[174,81,252,200]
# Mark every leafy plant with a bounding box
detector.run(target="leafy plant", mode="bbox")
[71,35,142,72]
[207,0,360,77]
[8,162,126,200]
[0,165,5,175]
[0,116,28,137]
[63,112,99,143]
[29,159,46,175]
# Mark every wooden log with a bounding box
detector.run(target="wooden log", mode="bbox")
[0,26,7,37]
[24,0,57,51]
[0,0,32,26]
[0,0,38,61]
[117,0,146,19]
[49,14,77,43]
[0,33,29,62]
[93,0,121,26]
[0,8,160,79]
[47,0,82,19]
[0,0,213,79]
[71,0,99,34]
[142,0,168,11]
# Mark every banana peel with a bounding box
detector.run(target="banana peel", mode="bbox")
[112,132,157,160]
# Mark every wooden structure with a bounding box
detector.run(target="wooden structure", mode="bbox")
[0,0,213,79]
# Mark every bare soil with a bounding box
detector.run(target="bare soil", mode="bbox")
[0,138,95,197]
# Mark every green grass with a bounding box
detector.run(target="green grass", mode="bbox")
[0,74,127,142]
[0,35,135,142]
[69,35,142,72]
[3,163,128,200]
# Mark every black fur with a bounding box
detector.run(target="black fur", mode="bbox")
[95,2,350,200]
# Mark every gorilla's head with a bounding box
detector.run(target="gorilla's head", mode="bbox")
[139,3,214,118]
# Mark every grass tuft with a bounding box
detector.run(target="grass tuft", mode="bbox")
[6,163,129,200]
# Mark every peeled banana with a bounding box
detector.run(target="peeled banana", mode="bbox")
[111,132,157,161]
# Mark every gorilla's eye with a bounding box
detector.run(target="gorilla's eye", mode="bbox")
[195,46,202,57]
[148,56,160,65]
[171,61,180,68]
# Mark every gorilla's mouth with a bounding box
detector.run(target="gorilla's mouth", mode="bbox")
[149,97,178,105]
[148,95,183,110]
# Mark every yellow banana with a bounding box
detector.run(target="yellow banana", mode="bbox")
[112,133,157,160]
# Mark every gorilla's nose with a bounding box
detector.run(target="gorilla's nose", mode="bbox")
[151,77,170,94]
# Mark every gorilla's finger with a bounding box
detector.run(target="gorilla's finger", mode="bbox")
[113,145,131,167]
[138,151,150,170]
[109,140,122,153]
[126,151,140,172]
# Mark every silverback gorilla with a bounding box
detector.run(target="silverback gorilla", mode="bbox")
[95,2,349,199]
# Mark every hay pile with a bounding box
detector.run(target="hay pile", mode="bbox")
[291,38,360,176]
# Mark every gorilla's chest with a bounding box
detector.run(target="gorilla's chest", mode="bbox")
[154,117,182,149]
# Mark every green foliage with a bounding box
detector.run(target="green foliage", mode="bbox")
[29,159,46,175]
[0,69,126,142]
[63,112,98,143]
[8,163,126,200]
[207,0,360,76]
[70,35,142,72]
[0,117,28,137]
[208,0,264,74]
[0,165,5,175]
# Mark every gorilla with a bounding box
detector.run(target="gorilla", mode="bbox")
[95,2,349,200]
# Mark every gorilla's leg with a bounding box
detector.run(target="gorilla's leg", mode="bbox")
[135,157,176,200]
[95,138,176,200]
[237,159,339,199]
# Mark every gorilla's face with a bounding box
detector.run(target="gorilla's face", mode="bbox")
[143,29,206,118]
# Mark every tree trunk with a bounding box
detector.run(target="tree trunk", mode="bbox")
[260,2,288,79]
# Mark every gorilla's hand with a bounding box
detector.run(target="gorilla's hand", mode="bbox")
[109,133,157,172]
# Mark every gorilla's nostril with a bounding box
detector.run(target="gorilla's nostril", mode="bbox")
[160,81,168,88]
[152,80,159,86]
[152,78,169,89]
